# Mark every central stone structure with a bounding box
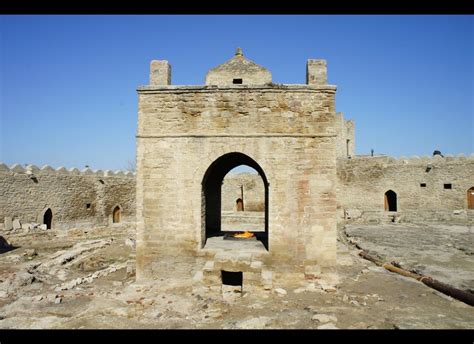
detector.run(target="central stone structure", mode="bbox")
[136,49,339,283]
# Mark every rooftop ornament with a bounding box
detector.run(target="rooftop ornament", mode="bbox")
[235,47,243,57]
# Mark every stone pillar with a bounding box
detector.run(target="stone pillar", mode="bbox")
[150,60,171,86]
[306,59,327,85]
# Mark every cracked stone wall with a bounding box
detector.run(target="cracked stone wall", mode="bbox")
[0,164,136,230]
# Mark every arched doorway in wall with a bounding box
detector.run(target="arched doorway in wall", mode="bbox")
[202,152,269,250]
[113,205,122,223]
[468,187,474,210]
[43,208,53,229]
[384,190,397,212]
[236,198,244,211]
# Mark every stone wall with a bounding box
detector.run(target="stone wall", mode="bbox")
[337,155,474,224]
[136,84,339,279]
[335,112,355,159]
[0,163,136,230]
[221,172,265,212]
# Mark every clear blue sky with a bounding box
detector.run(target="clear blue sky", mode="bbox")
[1,15,473,171]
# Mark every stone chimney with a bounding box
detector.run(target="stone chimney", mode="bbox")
[150,60,171,86]
[306,59,327,85]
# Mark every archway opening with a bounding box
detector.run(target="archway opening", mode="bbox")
[113,206,121,223]
[384,190,397,212]
[202,152,269,250]
[468,187,474,210]
[43,208,53,229]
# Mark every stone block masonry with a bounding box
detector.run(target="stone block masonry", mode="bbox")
[0,163,136,230]
[337,154,474,224]
[136,49,339,281]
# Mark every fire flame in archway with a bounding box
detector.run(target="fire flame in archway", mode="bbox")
[233,231,255,238]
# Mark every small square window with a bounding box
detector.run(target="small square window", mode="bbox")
[86,203,91,209]
[233,78,243,84]
[420,183,426,187]
[444,184,452,189]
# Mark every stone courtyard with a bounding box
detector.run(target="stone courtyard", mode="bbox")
[0,223,472,329]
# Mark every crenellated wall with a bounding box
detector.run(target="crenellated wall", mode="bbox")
[0,163,136,230]
[337,154,474,224]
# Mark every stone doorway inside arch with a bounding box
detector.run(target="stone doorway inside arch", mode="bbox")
[468,187,474,210]
[113,206,121,223]
[43,208,53,229]
[384,190,397,212]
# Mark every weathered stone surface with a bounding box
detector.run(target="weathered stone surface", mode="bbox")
[12,219,21,230]
[0,166,135,230]
[337,156,474,225]
[4,217,13,231]
[206,48,272,86]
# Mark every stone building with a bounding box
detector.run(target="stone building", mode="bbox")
[0,163,135,230]
[136,48,341,282]
[337,155,474,224]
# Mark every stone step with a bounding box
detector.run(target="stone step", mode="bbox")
[198,257,271,289]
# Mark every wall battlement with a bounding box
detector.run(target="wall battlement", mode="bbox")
[0,163,136,231]
[0,163,136,178]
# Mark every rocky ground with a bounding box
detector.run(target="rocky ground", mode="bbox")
[0,223,473,329]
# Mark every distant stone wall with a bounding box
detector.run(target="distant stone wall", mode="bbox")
[337,155,474,224]
[335,112,355,159]
[0,163,136,230]
[221,173,265,212]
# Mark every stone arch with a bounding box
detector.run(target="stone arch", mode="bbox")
[201,152,269,250]
[384,190,397,212]
[467,187,474,210]
[112,204,122,224]
[192,148,275,190]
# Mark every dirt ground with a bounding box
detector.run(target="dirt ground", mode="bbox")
[0,223,473,329]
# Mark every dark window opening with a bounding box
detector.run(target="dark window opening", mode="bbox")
[420,183,426,187]
[233,78,243,84]
[444,184,452,190]
[31,177,39,183]
[221,271,243,286]
[86,203,91,209]
[346,139,350,157]
[98,179,105,185]
[384,190,397,212]
[43,208,52,229]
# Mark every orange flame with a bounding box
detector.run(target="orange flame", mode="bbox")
[233,231,255,238]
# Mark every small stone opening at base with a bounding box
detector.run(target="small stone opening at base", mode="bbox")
[222,270,242,286]
[221,271,243,294]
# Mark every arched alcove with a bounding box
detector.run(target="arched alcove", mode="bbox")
[384,190,397,212]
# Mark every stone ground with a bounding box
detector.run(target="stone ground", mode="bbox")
[0,223,473,329]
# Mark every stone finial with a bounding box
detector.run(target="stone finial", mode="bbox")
[235,47,243,57]
[150,60,172,86]
[306,59,327,85]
